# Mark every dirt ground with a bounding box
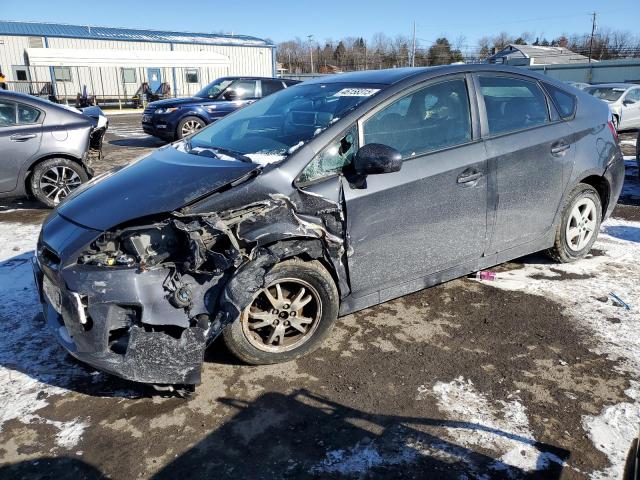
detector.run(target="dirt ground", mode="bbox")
[0,116,639,479]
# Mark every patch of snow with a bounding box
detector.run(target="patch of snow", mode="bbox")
[0,222,89,447]
[582,382,640,480]
[54,418,88,448]
[431,376,565,475]
[245,152,286,166]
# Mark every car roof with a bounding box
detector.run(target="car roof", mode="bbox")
[300,64,566,86]
[0,90,41,103]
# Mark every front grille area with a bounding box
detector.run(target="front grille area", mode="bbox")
[143,106,156,115]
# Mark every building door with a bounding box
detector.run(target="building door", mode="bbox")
[147,68,162,93]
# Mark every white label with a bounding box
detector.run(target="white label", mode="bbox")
[333,88,380,97]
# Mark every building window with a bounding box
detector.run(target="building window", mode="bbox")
[185,69,199,84]
[53,67,72,82]
[28,36,44,48]
[121,68,137,84]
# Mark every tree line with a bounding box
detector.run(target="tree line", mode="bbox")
[276,28,640,74]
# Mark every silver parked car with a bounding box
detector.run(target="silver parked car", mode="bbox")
[0,91,107,207]
[585,83,640,131]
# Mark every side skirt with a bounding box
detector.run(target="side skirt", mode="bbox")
[338,229,555,317]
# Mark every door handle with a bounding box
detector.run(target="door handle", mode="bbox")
[10,133,37,141]
[551,142,571,155]
[457,170,483,184]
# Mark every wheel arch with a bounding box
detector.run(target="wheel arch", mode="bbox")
[23,153,85,196]
[175,114,208,138]
[260,237,342,297]
[576,174,611,215]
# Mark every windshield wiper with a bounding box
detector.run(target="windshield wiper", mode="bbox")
[187,144,252,163]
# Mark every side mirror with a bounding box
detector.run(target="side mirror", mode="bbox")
[353,144,402,175]
[623,99,635,106]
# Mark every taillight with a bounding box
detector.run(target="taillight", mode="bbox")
[608,120,619,142]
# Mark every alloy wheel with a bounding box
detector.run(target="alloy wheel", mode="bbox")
[565,197,597,251]
[39,166,82,205]
[241,278,322,353]
[181,120,203,137]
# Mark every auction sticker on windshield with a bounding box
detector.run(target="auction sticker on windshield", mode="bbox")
[334,88,380,97]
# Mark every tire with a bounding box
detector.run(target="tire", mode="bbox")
[30,158,89,208]
[548,183,602,263]
[176,116,205,139]
[222,259,339,365]
[623,437,639,480]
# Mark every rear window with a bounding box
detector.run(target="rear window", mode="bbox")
[543,83,577,119]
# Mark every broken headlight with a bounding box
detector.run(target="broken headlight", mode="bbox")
[78,223,180,267]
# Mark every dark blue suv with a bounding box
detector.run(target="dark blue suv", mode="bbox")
[141,77,299,141]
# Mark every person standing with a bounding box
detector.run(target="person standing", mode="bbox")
[0,71,7,90]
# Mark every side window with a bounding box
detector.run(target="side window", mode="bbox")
[17,104,42,124]
[228,80,257,100]
[479,75,550,135]
[543,83,576,119]
[363,78,471,158]
[0,101,17,127]
[626,89,640,103]
[261,79,285,97]
[298,126,358,184]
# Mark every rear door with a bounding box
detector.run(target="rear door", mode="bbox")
[475,73,574,253]
[620,88,640,129]
[0,100,43,192]
[260,79,287,98]
[342,74,488,298]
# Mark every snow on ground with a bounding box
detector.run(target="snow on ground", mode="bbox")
[431,377,565,476]
[0,221,91,449]
[482,217,640,478]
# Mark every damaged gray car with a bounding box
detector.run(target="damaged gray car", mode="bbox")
[33,65,624,389]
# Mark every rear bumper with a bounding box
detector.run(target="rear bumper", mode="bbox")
[604,152,625,219]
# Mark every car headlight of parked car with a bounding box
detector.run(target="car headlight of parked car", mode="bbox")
[155,107,179,114]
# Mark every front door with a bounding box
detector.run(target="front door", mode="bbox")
[147,68,162,93]
[343,76,488,298]
[475,73,574,252]
[0,100,43,192]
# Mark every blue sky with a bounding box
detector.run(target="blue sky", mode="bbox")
[2,0,638,48]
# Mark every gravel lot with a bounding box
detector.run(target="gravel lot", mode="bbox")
[0,115,639,479]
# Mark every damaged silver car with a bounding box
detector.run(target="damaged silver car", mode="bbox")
[33,65,624,389]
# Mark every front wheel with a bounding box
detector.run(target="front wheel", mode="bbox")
[222,259,339,365]
[548,183,602,263]
[176,116,205,139]
[30,158,88,208]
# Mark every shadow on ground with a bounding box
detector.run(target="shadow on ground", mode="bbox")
[108,137,166,148]
[0,389,570,480]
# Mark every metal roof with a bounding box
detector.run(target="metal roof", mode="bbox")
[489,44,589,65]
[0,20,273,47]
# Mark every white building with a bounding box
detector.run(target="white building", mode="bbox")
[0,20,275,104]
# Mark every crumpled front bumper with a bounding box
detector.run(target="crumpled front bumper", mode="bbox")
[32,254,213,385]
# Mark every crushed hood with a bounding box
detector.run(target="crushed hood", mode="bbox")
[57,146,259,231]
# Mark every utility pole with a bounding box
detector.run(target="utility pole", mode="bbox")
[411,21,417,67]
[588,12,596,63]
[307,35,314,74]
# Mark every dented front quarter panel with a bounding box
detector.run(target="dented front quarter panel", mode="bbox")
[35,145,351,385]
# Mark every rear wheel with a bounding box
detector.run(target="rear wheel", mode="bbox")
[30,158,88,208]
[222,259,339,365]
[548,183,602,263]
[176,116,205,139]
